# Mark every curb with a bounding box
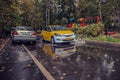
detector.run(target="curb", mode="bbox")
[85,40,120,51]
[0,38,10,52]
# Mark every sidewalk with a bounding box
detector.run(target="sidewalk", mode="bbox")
[0,39,5,48]
[111,33,120,38]
[0,38,8,51]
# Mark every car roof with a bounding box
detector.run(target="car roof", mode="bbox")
[16,26,29,27]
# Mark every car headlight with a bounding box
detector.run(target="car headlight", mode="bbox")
[72,33,74,35]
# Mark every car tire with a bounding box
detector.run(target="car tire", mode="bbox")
[32,41,36,45]
[51,37,55,44]
[41,36,45,43]
[12,40,15,44]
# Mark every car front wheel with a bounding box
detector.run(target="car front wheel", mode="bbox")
[32,41,36,45]
[41,36,45,43]
[12,40,15,44]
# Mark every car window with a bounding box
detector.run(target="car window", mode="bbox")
[46,27,51,32]
[51,26,68,31]
[11,27,15,31]
[44,27,47,31]
[44,27,51,32]
[16,26,33,31]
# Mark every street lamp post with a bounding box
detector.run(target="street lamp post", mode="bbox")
[97,0,107,22]
[46,0,50,26]
[98,1,103,22]
[97,0,108,35]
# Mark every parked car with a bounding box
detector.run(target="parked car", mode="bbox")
[11,27,16,38]
[11,26,37,44]
[40,25,76,43]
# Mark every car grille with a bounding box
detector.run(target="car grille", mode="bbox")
[63,34,72,37]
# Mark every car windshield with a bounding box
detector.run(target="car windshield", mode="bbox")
[51,26,68,31]
[16,26,33,31]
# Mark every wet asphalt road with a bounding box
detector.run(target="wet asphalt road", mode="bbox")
[26,41,120,80]
[0,41,46,80]
[0,40,120,80]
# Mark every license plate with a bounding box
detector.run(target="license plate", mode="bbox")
[22,33,29,35]
[65,37,72,40]
[65,49,72,52]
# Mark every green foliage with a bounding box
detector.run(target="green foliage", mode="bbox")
[53,19,61,25]
[71,27,78,33]
[0,0,120,32]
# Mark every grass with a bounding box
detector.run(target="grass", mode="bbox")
[88,35,120,43]
[76,34,120,43]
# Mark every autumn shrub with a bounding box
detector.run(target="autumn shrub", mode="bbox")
[78,23,104,37]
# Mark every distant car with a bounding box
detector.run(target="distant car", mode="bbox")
[11,26,37,44]
[40,25,76,43]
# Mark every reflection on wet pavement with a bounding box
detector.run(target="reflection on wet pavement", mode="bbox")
[0,41,46,80]
[41,43,76,59]
[27,42,120,80]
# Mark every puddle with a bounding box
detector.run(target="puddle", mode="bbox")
[41,43,76,59]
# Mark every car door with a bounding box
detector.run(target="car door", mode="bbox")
[42,27,51,41]
[45,27,52,41]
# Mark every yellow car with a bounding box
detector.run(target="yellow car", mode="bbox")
[40,25,76,43]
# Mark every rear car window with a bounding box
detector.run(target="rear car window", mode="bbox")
[16,26,33,31]
[52,26,68,31]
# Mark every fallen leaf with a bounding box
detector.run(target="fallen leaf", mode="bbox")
[52,72,56,75]
[63,73,67,76]
[74,71,78,74]
[0,69,4,72]
[60,77,64,80]
[5,57,10,60]
[8,69,13,72]
[14,60,17,63]
[67,58,70,60]
[21,79,25,80]
[45,62,48,64]
[52,66,56,69]
[116,59,119,61]
[111,69,115,72]
[1,66,5,70]
[88,57,91,59]
[27,64,31,67]
[30,60,33,63]
[87,74,90,77]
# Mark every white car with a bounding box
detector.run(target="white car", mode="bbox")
[11,26,37,44]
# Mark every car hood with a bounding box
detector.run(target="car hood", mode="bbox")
[53,30,74,35]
